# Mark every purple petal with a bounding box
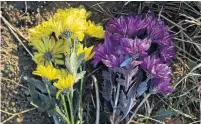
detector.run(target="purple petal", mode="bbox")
[151,78,174,93]
[141,56,171,78]
[160,45,175,63]
[130,60,142,67]
[121,38,151,57]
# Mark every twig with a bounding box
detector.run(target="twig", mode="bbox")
[91,94,96,108]
[136,114,165,124]
[189,120,201,124]
[1,77,28,89]
[89,2,113,18]
[87,65,103,77]
[78,67,84,123]
[92,75,100,124]
[127,93,151,124]
[175,45,201,62]
[20,1,28,17]
[183,2,200,15]
[89,2,106,9]
[158,6,163,19]
[0,14,33,58]
[156,95,197,119]
[171,107,196,119]
[144,96,152,124]
[111,83,121,124]
[0,14,29,41]
[121,1,130,12]
[0,109,14,115]
[174,37,201,46]
[1,108,36,124]
[137,2,142,14]
[171,85,198,98]
[144,93,152,115]
[174,63,201,88]
[160,14,185,31]
[199,90,201,124]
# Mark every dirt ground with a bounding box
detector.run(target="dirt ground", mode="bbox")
[1,1,201,124]
[0,2,123,124]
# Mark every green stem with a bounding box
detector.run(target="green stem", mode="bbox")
[55,106,70,124]
[78,37,87,123]
[92,75,100,124]
[78,67,84,123]
[44,79,51,99]
[127,93,151,124]
[111,83,120,124]
[67,89,74,124]
[61,94,70,123]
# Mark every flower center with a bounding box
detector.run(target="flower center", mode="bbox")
[147,42,159,55]
[137,28,148,39]
[62,31,72,38]
[44,52,53,61]
[131,28,148,39]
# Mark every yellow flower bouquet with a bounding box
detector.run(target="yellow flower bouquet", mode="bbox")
[24,6,104,124]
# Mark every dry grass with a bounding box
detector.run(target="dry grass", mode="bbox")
[1,1,201,124]
[88,1,201,124]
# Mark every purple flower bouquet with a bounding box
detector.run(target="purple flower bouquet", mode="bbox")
[93,14,175,123]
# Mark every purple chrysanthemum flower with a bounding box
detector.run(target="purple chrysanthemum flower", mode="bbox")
[96,14,176,123]
[140,56,174,93]
[140,56,171,79]
[101,54,125,68]
[150,77,174,93]
[106,15,148,40]
[93,44,106,67]
[93,33,125,68]
[93,15,175,67]
[160,45,176,62]
[121,38,151,57]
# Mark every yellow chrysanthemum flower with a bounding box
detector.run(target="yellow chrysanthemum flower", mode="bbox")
[55,8,89,41]
[33,65,59,80]
[53,74,75,98]
[53,75,75,89]
[29,7,91,43]
[32,36,65,65]
[86,20,105,38]
[77,43,95,61]
[57,69,69,78]
[28,18,63,43]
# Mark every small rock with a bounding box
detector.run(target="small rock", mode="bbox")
[37,8,40,13]
[16,117,23,123]
[11,102,15,106]
[13,107,17,112]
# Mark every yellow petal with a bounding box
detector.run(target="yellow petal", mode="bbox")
[56,90,63,99]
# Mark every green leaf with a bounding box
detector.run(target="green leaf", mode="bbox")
[27,83,38,102]
[27,82,56,112]
[73,37,78,53]
[70,52,78,74]
[67,38,71,55]
[25,76,47,93]
[25,76,57,96]
[39,93,56,111]
[153,108,176,120]
[25,76,61,119]
[77,52,85,67]
[46,81,57,96]
[65,55,72,73]
[99,112,110,123]
[75,71,86,82]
